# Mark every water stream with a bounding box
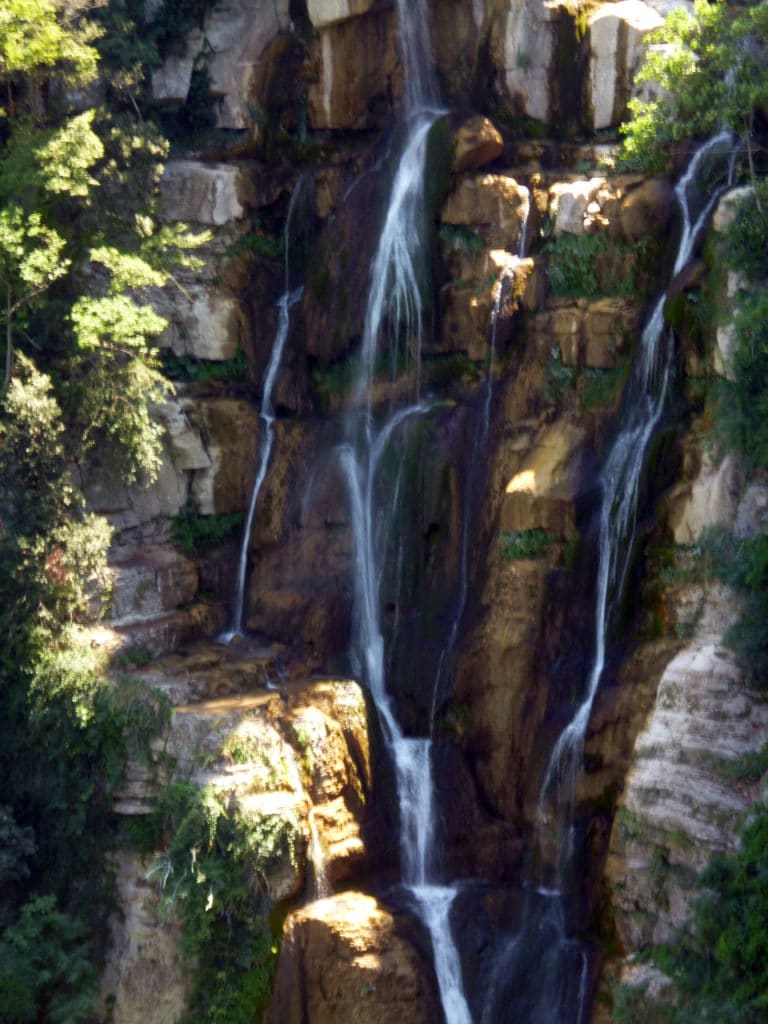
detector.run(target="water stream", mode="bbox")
[338,3,475,1021]
[221,178,309,642]
[480,131,737,1024]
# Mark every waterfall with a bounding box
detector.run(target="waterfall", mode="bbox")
[480,131,737,1024]
[338,3,476,1021]
[221,177,309,643]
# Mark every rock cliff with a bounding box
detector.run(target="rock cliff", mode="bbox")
[92,2,766,1022]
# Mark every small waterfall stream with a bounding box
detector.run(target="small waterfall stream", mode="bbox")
[481,131,737,1024]
[222,177,309,642]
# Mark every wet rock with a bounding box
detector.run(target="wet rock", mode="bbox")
[188,398,261,515]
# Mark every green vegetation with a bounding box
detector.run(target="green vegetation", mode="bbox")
[620,0,768,176]
[614,802,768,1024]
[543,232,657,300]
[0,2,209,1018]
[155,780,298,1024]
[172,505,245,557]
[162,349,249,383]
[500,529,554,560]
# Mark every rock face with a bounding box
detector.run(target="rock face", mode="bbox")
[265,892,440,1024]
[92,3,768,1023]
[605,585,768,950]
[103,657,370,1024]
[588,1,664,130]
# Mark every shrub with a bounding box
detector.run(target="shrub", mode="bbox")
[501,529,554,560]
[172,506,244,557]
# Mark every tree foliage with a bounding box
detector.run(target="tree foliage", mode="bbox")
[0,1,206,1019]
[620,0,768,174]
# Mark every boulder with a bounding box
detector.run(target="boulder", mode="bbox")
[588,1,664,131]
[549,178,606,237]
[619,178,675,241]
[452,115,504,173]
[442,174,530,251]
[265,892,440,1024]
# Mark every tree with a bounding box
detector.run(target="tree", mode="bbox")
[620,0,768,180]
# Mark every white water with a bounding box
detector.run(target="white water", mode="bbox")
[540,129,736,813]
[475,131,739,1024]
[339,3,473,1021]
[307,807,330,900]
[221,180,307,642]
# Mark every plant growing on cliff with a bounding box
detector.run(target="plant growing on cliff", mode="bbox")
[155,781,297,1023]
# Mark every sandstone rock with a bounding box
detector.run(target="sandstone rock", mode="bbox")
[442,174,530,251]
[605,585,768,950]
[307,10,397,130]
[588,1,664,131]
[619,178,675,241]
[664,452,741,545]
[188,398,261,515]
[159,160,245,226]
[491,0,560,123]
[108,546,198,627]
[265,892,440,1024]
[583,297,639,369]
[307,0,378,28]
[452,115,504,173]
[158,286,247,361]
[99,850,187,1024]
[501,419,587,538]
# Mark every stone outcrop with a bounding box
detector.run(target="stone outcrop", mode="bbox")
[588,1,664,131]
[605,585,768,950]
[452,115,504,173]
[266,892,440,1024]
[104,658,371,1024]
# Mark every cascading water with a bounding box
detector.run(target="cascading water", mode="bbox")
[221,178,309,642]
[338,3,475,1021]
[481,131,737,1024]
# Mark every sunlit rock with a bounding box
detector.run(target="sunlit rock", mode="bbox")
[664,452,741,545]
[156,286,246,361]
[266,892,440,1024]
[307,0,378,28]
[605,585,768,949]
[501,419,587,538]
[452,114,504,173]
[442,173,530,251]
[159,160,246,226]
[588,1,663,131]
[490,0,560,123]
[549,178,606,237]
